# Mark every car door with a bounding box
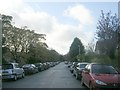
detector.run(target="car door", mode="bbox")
[17,64,23,75]
[14,64,22,76]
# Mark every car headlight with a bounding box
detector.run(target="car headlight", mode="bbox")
[96,80,107,85]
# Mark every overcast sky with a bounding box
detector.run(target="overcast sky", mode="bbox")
[0,0,118,55]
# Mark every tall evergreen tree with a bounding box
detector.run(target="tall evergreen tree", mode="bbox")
[69,37,85,61]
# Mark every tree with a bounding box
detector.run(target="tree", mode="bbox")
[85,42,95,62]
[2,14,13,47]
[48,49,59,61]
[2,14,13,63]
[58,55,65,61]
[69,37,85,61]
[1,14,60,64]
[2,14,47,63]
[96,11,120,59]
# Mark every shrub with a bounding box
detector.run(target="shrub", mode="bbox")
[91,55,112,64]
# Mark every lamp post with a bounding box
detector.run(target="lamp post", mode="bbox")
[78,45,81,62]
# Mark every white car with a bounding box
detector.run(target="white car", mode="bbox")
[73,62,89,80]
[2,63,25,81]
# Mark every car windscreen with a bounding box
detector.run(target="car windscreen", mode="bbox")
[79,64,88,68]
[2,64,13,69]
[92,64,118,74]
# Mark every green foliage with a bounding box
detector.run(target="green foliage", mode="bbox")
[84,41,95,62]
[2,14,60,64]
[96,11,120,59]
[114,48,120,68]
[58,55,65,61]
[91,55,112,64]
[77,54,85,62]
[95,11,120,69]
[69,37,85,61]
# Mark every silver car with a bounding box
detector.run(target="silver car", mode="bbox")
[73,62,89,80]
[2,63,25,81]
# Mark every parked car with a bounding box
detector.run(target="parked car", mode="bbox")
[67,62,72,68]
[41,63,46,70]
[73,62,89,80]
[81,63,120,90]
[49,62,54,67]
[46,62,51,68]
[70,62,78,73]
[22,64,39,75]
[2,63,25,81]
[64,61,68,64]
[34,63,44,71]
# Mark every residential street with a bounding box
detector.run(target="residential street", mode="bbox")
[2,62,87,89]
[1,2,120,90]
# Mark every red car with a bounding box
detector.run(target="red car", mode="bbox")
[81,63,120,90]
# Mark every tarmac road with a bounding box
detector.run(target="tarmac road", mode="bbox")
[2,62,87,89]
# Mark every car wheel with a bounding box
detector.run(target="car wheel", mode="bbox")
[73,71,75,76]
[75,74,79,80]
[13,75,17,81]
[81,77,85,86]
[22,73,25,78]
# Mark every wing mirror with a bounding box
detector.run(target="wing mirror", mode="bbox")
[83,69,89,74]
[84,70,89,74]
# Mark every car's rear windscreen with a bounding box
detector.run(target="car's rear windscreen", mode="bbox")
[2,64,13,69]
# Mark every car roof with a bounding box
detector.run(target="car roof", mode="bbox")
[90,63,108,65]
[89,63,113,66]
[3,63,18,65]
[77,62,89,65]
